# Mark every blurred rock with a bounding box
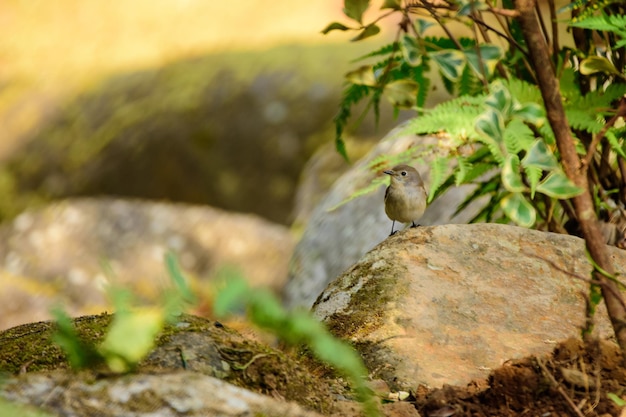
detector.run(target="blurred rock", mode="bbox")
[1,45,409,226]
[1,371,326,417]
[312,224,622,390]
[0,198,294,330]
[284,130,484,309]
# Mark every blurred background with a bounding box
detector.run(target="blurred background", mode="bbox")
[0,0,407,226]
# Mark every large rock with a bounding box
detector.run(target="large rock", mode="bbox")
[284,132,484,309]
[0,198,294,330]
[311,224,622,390]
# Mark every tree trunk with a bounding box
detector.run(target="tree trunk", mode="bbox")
[515,0,626,357]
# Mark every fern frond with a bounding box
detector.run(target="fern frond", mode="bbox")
[524,165,543,198]
[413,61,430,110]
[501,77,543,105]
[570,12,626,32]
[428,156,451,202]
[458,64,484,97]
[454,155,473,185]
[402,95,485,141]
[352,42,399,62]
[565,107,604,134]
[334,83,371,144]
[504,119,536,154]
[606,129,626,159]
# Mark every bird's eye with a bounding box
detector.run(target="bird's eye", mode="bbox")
[401,171,407,176]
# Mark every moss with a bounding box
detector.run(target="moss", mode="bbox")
[0,313,334,413]
[323,258,407,341]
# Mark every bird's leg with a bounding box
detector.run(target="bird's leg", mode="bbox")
[411,221,420,228]
[389,221,397,236]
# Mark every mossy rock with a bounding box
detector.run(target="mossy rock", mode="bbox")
[0,313,334,413]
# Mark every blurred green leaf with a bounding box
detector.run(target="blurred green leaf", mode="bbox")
[321,22,351,34]
[346,65,377,86]
[485,82,513,116]
[384,79,418,108]
[536,171,583,199]
[343,0,370,23]
[415,18,435,35]
[512,102,544,125]
[99,308,165,373]
[607,392,626,407]
[502,154,525,192]
[380,0,401,10]
[351,24,380,41]
[457,0,488,16]
[522,139,559,170]
[475,108,504,143]
[580,56,621,76]
[165,251,196,306]
[500,193,536,227]
[51,307,100,369]
[213,274,250,317]
[400,34,421,66]
[464,44,502,78]
[431,50,465,81]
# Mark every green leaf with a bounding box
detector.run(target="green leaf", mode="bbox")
[345,65,378,86]
[607,392,626,407]
[415,18,435,35]
[580,56,621,76]
[400,34,421,66]
[213,274,250,317]
[321,22,351,34]
[475,108,504,143]
[606,129,626,159]
[454,156,472,185]
[485,82,513,117]
[351,23,381,41]
[500,193,536,227]
[384,79,418,108]
[165,251,196,306]
[380,0,401,10]
[51,307,100,369]
[524,165,542,198]
[512,102,544,126]
[428,156,450,203]
[336,137,349,161]
[457,0,488,16]
[502,154,526,192]
[343,0,370,23]
[464,44,502,78]
[522,139,559,170]
[536,171,583,199]
[431,50,466,81]
[503,118,535,154]
[99,308,165,373]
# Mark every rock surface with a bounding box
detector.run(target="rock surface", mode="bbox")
[312,224,623,390]
[0,198,294,330]
[1,371,326,417]
[284,132,484,309]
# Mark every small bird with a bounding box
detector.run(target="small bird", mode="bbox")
[384,164,428,236]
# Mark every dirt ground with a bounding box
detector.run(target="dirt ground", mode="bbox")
[411,338,626,417]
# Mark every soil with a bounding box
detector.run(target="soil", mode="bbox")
[410,337,626,417]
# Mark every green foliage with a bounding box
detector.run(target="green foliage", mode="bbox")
[213,268,379,417]
[325,0,626,231]
[52,252,193,373]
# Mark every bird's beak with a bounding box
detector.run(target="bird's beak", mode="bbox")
[383,170,394,176]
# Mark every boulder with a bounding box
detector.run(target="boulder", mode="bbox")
[284,132,484,309]
[311,224,622,390]
[0,198,294,330]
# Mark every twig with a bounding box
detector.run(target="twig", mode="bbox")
[536,357,586,417]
